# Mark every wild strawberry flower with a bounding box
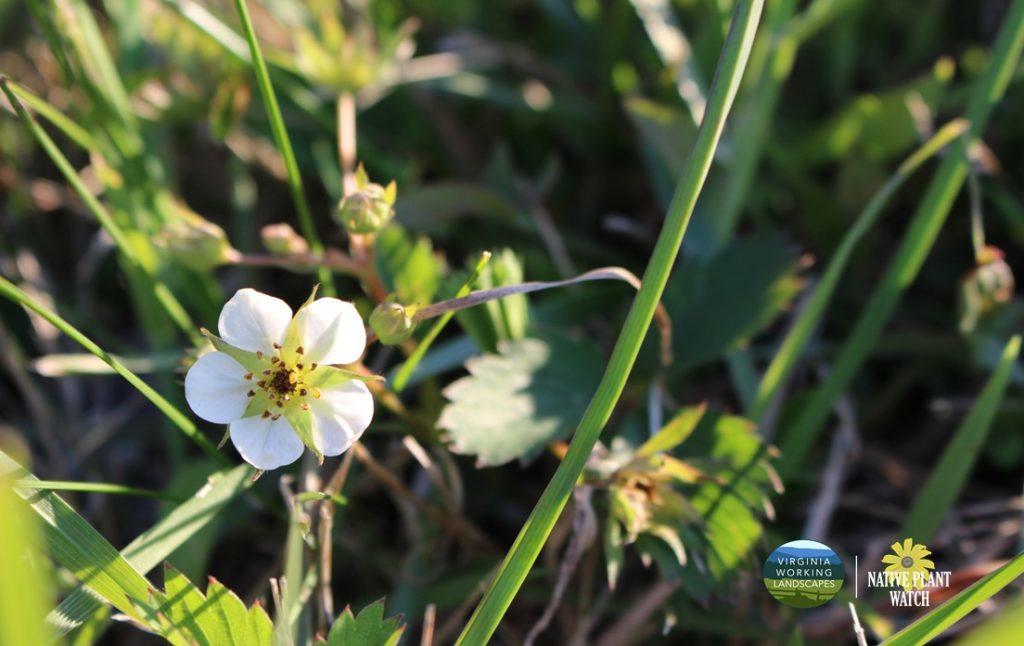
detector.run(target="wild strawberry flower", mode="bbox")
[185,288,374,470]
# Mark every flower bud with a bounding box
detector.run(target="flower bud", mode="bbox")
[959,245,1015,333]
[156,208,236,271]
[370,300,415,345]
[336,181,396,235]
[261,223,310,256]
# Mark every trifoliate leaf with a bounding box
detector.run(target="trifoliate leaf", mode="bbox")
[318,599,405,646]
[439,336,604,466]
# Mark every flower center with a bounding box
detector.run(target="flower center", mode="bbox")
[270,368,297,395]
[901,556,914,568]
[243,345,321,420]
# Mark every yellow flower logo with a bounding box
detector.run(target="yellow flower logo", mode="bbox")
[881,538,935,591]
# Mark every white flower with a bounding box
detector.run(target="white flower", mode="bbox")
[185,288,374,470]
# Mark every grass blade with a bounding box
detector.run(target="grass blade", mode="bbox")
[0,78,196,339]
[880,551,1024,645]
[777,1,1024,477]
[902,335,1021,543]
[0,276,224,462]
[0,469,55,646]
[751,118,970,422]
[11,480,185,503]
[455,1,766,641]
[48,464,253,636]
[0,451,158,628]
[2,80,96,149]
[231,0,335,296]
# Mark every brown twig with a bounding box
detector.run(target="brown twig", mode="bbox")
[592,580,679,646]
[524,486,597,646]
[317,449,357,626]
[350,442,487,545]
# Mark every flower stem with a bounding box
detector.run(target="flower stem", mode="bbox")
[455,1,765,642]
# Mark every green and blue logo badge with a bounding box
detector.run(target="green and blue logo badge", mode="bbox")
[763,539,845,608]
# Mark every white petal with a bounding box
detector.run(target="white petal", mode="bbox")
[184,352,250,423]
[293,298,366,365]
[309,380,374,456]
[229,415,304,470]
[218,288,292,354]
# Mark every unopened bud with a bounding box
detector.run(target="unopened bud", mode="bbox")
[261,223,310,256]
[336,178,396,235]
[370,300,416,345]
[959,245,1015,333]
[156,209,235,271]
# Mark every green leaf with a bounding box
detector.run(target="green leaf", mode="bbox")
[439,336,604,466]
[318,599,405,646]
[797,59,953,166]
[375,224,443,306]
[0,469,55,646]
[48,464,253,636]
[452,248,529,353]
[159,565,273,646]
[603,518,625,590]
[663,233,802,373]
[678,412,773,584]
[881,551,1024,645]
[902,335,1021,543]
[638,404,707,456]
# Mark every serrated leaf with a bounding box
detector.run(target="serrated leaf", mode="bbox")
[158,565,273,646]
[375,224,443,306]
[162,564,217,646]
[664,233,802,373]
[319,599,405,646]
[439,336,604,466]
[678,411,772,583]
[48,464,253,637]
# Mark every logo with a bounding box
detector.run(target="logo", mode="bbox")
[864,538,951,607]
[763,539,845,608]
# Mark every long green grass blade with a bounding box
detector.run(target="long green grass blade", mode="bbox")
[231,0,335,296]
[455,2,766,641]
[0,469,55,646]
[3,80,96,149]
[880,551,1024,645]
[12,480,185,503]
[0,78,196,338]
[0,451,159,628]
[0,276,223,462]
[902,335,1021,543]
[751,118,970,422]
[48,464,253,635]
[777,1,1024,477]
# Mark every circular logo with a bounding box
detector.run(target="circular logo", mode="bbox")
[763,539,845,608]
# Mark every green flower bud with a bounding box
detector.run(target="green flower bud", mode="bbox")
[370,300,416,345]
[261,223,310,256]
[156,208,236,271]
[336,179,397,235]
